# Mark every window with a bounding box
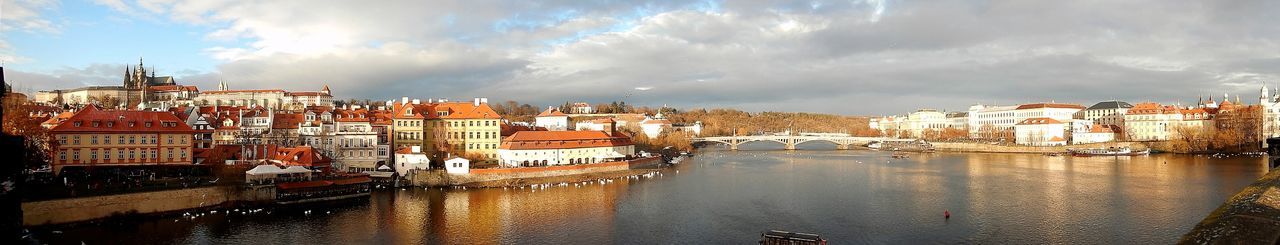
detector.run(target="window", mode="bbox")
[73,135,80,145]
[59,151,66,161]
[91,136,98,144]
[73,150,80,160]
[118,149,124,159]
[129,150,135,159]
[59,136,67,145]
[90,150,97,160]
[150,149,157,159]
[129,136,136,144]
[168,136,174,144]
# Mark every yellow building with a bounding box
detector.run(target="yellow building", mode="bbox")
[424,99,502,163]
[49,105,195,174]
[391,101,429,150]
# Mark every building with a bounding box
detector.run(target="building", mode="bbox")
[394,146,430,177]
[497,121,635,168]
[193,81,333,110]
[1079,100,1133,129]
[48,105,195,174]
[333,108,380,172]
[1072,124,1117,145]
[36,58,180,108]
[945,112,969,131]
[423,98,502,163]
[444,157,470,174]
[391,98,429,150]
[267,145,332,171]
[1124,102,1184,141]
[969,103,1085,139]
[903,109,947,138]
[1014,117,1067,146]
[640,116,672,139]
[534,107,570,131]
[570,102,593,114]
[1261,86,1280,145]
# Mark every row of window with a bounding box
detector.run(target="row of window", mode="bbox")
[59,134,189,145]
[57,147,188,162]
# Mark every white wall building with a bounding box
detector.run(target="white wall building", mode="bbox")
[969,103,1085,139]
[1072,124,1116,145]
[334,114,380,172]
[444,157,470,174]
[498,124,635,168]
[1015,117,1068,146]
[394,146,430,177]
[1079,101,1133,128]
[904,109,947,138]
[534,107,570,131]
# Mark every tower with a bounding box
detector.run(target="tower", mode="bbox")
[218,79,228,91]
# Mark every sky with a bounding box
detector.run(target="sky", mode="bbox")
[2,0,1279,116]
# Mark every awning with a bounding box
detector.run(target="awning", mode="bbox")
[281,166,315,174]
[245,164,284,175]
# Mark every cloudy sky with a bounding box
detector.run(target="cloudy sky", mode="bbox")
[3,0,1279,115]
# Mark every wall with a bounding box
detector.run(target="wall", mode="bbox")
[410,157,661,186]
[931,141,1146,154]
[22,186,231,226]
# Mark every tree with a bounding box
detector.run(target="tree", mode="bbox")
[2,97,54,170]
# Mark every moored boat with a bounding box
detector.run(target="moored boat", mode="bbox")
[1069,147,1150,157]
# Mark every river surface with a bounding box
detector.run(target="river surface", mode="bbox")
[38,145,1270,244]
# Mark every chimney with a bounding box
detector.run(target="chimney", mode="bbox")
[480,98,488,104]
[412,99,421,104]
[427,98,434,103]
[473,98,480,106]
[411,146,421,153]
[401,97,409,105]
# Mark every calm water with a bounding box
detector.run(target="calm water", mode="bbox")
[39,145,1269,244]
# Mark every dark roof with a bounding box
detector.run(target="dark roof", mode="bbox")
[1086,101,1134,110]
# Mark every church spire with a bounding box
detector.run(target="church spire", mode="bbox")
[218,79,227,91]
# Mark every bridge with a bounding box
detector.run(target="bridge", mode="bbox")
[691,135,918,150]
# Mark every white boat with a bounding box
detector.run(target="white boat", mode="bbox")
[1069,147,1150,157]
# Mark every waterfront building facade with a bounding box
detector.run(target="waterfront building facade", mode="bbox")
[1079,100,1133,130]
[497,121,635,168]
[49,105,195,174]
[1124,102,1184,141]
[1014,117,1067,146]
[904,109,947,138]
[424,99,502,163]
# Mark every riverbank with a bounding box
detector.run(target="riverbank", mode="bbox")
[408,157,664,187]
[22,185,234,227]
[928,141,1148,154]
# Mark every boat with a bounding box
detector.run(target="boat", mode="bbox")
[1044,152,1062,157]
[274,174,372,205]
[760,230,827,245]
[891,152,910,159]
[1069,147,1150,157]
[866,141,883,150]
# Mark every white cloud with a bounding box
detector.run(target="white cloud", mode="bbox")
[22,0,1280,115]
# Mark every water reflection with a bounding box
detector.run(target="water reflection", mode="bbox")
[38,146,1268,244]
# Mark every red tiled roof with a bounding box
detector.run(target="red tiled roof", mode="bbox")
[501,130,633,150]
[1088,124,1116,133]
[537,107,567,117]
[273,113,305,129]
[1049,136,1065,141]
[50,105,194,133]
[287,92,329,96]
[1016,103,1086,110]
[1016,117,1063,125]
[427,102,501,119]
[269,145,331,167]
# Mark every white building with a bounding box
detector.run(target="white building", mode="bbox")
[534,107,570,131]
[640,116,672,139]
[945,112,969,130]
[1015,117,1067,146]
[1072,124,1117,145]
[904,109,947,138]
[444,157,470,174]
[394,146,430,177]
[194,82,333,110]
[1261,85,1280,146]
[969,103,1085,139]
[1079,101,1133,128]
[334,111,380,172]
[498,122,635,168]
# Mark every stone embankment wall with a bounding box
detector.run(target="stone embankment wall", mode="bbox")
[410,157,663,187]
[22,186,231,226]
[1181,164,1280,244]
[930,141,1147,154]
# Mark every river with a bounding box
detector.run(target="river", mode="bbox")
[36,145,1269,244]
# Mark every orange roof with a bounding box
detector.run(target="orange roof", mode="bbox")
[273,113,305,129]
[501,131,633,150]
[537,107,567,117]
[287,91,329,96]
[1016,103,1086,110]
[1088,124,1116,133]
[1016,117,1062,125]
[427,102,501,119]
[270,145,331,167]
[1049,136,1065,141]
[391,103,428,119]
[50,105,195,133]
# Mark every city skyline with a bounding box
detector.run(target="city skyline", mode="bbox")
[4,0,1280,115]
